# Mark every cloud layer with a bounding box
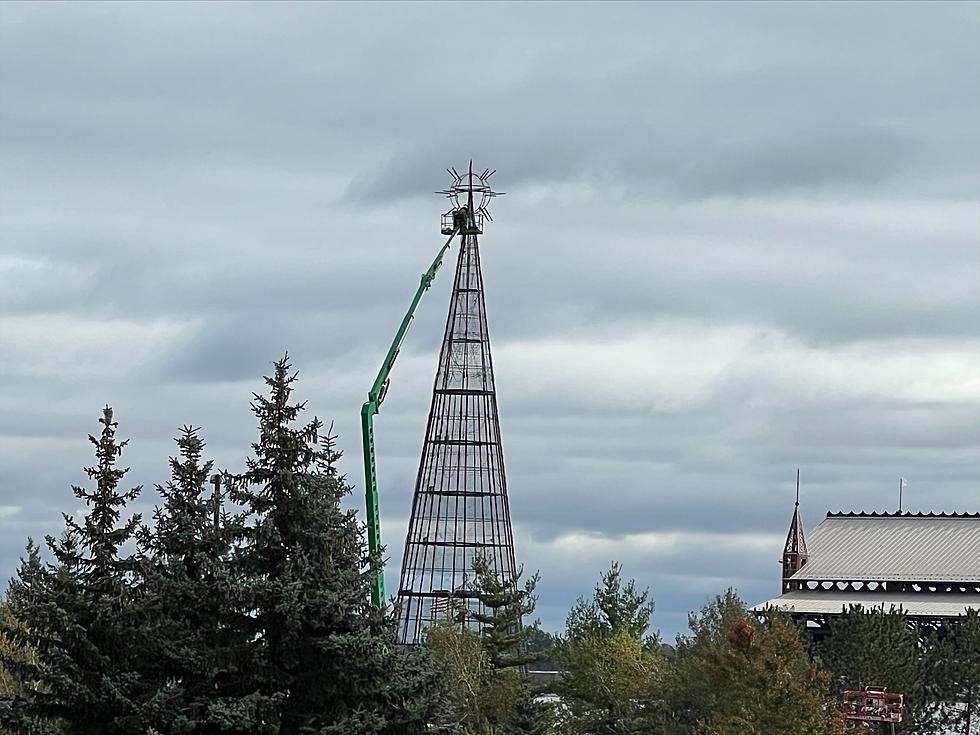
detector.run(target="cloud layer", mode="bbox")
[2,1,978,637]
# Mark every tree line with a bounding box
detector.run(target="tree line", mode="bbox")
[1,357,978,734]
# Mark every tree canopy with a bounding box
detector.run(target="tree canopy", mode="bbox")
[1,357,976,735]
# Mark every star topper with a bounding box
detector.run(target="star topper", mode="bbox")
[437,160,504,223]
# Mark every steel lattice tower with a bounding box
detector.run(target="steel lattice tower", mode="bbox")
[396,165,517,644]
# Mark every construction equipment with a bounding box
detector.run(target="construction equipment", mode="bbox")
[360,223,462,608]
[843,686,903,733]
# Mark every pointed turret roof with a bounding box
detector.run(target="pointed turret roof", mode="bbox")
[784,503,808,556]
[783,469,808,556]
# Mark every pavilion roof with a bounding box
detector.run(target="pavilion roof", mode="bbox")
[789,512,980,584]
[752,589,980,618]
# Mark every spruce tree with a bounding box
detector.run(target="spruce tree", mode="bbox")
[472,558,552,735]
[217,355,442,734]
[0,407,146,735]
[137,426,236,735]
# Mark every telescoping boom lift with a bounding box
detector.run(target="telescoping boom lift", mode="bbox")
[360,217,466,608]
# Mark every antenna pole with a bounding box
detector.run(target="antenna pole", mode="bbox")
[796,468,800,505]
[211,473,222,531]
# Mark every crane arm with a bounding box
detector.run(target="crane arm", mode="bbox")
[361,228,458,608]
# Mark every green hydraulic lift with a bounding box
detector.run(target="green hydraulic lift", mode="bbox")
[360,217,465,608]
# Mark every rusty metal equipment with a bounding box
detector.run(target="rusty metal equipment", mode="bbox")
[843,686,903,733]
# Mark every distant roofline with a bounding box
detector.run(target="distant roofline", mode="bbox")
[826,511,980,519]
[750,589,980,618]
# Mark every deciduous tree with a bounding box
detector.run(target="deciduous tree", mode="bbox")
[668,590,844,735]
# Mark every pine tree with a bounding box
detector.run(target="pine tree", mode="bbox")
[564,562,656,643]
[929,609,980,735]
[818,606,925,735]
[216,355,443,734]
[0,407,146,735]
[556,563,664,735]
[666,589,746,735]
[426,560,552,735]
[469,557,542,670]
[471,558,551,735]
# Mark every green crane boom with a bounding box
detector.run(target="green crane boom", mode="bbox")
[361,226,460,608]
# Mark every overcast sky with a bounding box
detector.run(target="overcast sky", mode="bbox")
[1,1,978,638]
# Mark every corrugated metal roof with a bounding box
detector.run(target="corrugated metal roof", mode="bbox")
[790,513,980,583]
[752,590,980,618]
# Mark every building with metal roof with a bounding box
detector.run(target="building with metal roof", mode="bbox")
[752,506,980,632]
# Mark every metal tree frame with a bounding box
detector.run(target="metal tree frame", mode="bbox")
[396,164,517,644]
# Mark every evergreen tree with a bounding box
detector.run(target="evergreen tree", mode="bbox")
[666,589,745,735]
[470,557,542,670]
[556,563,665,735]
[818,606,925,735]
[427,560,552,735]
[472,558,551,735]
[0,591,42,735]
[557,629,663,735]
[928,609,980,735]
[0,407,146,735]
[137,426,236,735]
[217,355,442,734]
[523,628,557,655]
[565,562,656,643]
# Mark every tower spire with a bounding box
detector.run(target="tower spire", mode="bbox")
[397,166,515,644]
[782,468,809,592]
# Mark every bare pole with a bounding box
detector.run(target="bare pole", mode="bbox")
[211,473,223,531]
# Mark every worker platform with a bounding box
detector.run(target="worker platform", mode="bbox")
[441,207,483,236]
